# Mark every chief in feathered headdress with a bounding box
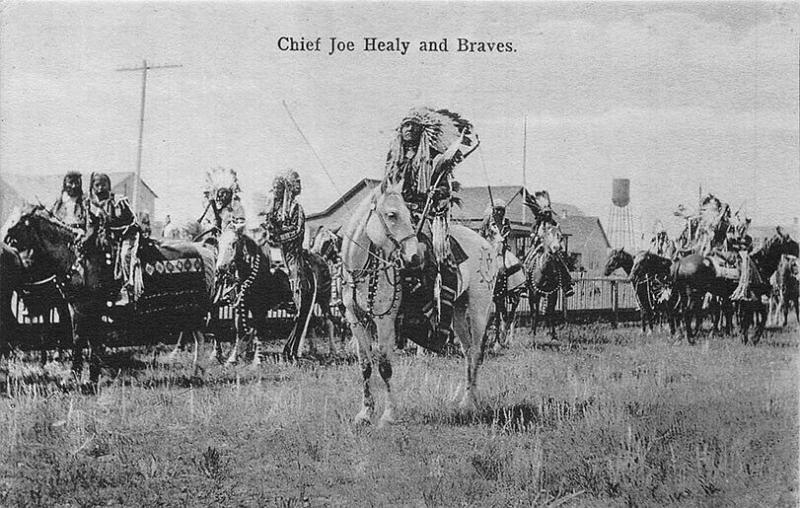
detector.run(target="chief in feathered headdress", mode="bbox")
[201,167,244,231]
[384,107,478,200]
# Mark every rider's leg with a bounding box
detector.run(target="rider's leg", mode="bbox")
[555,251,575,297]
[437,258,458,344]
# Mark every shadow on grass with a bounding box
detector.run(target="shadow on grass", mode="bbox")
[423,397,596,432]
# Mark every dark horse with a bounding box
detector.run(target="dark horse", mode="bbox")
[604,248,675,335]
[671,232,798,344]
[4,204,216,385]
[215,228,294,363]
[524,224,570,340]
[770,254,799,327]
[0,239,74,362]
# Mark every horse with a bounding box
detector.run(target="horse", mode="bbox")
[671,232,797,344]
[310,225,350,342]
[215,227,294,363]
[523,224,570,340]
[258,216,338,359]
[769,254,799,326]
[4,204,216,385]
[485,241,527,351]
[342,181,497,426]
[604,248,675,335]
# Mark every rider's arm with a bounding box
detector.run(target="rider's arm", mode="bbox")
[275,203,305,243]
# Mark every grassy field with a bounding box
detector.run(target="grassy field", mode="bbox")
[0,323,797,507]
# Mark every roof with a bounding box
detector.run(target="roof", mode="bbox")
[1,171,158,203]
[306,178,381,220]
[558,215,611,249]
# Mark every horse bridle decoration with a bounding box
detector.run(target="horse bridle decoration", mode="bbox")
[366,195,415,254]
[8,208,82,292]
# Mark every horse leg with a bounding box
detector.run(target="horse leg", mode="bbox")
[191,330,204,375]
[375,317,397,428]
[530,293,539,336]
[350,321,374,425]
[739,302,750,345]
[454,300,489,412]
[753,302,767,345]
[168,331,184,362]
[505,295,519,347]
[491,296,503,352]
[68,305,86,383]
[547,295,557,341]
[323,311,336,356]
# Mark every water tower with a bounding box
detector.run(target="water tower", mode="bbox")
[607,178,636,249]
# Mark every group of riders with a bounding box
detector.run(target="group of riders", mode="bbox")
[647,193,758,293]
[39,104,777,352]
[36,107,585,352]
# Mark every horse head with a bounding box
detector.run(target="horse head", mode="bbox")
[540,223,564,254]
[346,181,418,266]
[4,203,84,285]
[311,225,342,264]
[604,248,633,276]
[754,230,800,279]
[216,227,241,274]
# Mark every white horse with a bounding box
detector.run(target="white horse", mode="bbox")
[341,181,498,426]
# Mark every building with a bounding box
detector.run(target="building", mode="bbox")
[0,171,157,226]
[306,179,611,275]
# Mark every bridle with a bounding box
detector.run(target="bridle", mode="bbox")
[365,194,416,254]
[7,209,82,292]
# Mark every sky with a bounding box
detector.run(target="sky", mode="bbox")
[1,1,798,239]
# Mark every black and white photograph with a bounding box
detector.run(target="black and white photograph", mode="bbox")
[0,1,798,505]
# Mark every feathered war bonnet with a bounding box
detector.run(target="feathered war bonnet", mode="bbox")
[203,167,241,204]
[385,107,474,194]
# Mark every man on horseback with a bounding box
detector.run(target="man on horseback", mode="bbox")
[480,200,511,256]
[201,167,246,234]
[524,190,574,297]
[648,222,675,259]
[384,107,478,346]
[51,171,86,230]
[268,170,306,298]
[85,173,139,304]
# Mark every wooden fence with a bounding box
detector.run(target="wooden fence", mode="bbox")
[5,275,640,350]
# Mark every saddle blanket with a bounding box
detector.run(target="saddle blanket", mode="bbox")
[135,240,211,321]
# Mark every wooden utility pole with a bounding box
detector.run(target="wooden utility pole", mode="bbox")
[522,115,528,224]
[116,60,182,214]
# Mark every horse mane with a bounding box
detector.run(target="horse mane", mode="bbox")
[27,206,78,245]
[341,184,384,260]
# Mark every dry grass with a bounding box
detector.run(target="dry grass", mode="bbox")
[0,323,797,507]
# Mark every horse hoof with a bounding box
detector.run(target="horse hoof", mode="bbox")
[354,410,372,427]
[378,410,396,428]
[459,393,479,413]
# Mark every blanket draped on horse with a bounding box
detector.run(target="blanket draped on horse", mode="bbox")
[134,240,214,328]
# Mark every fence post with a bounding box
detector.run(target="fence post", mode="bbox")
[561,288,568,321]
[611,280,619,328]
